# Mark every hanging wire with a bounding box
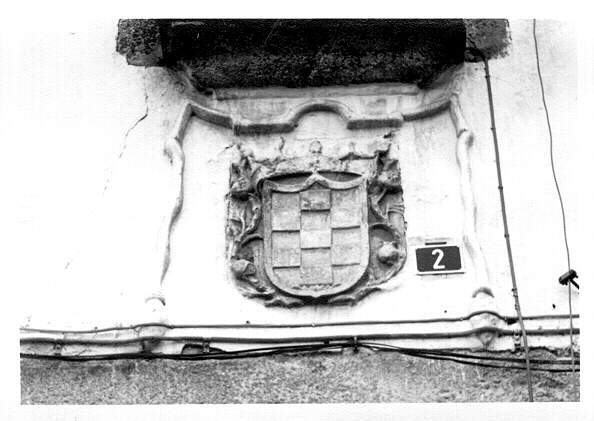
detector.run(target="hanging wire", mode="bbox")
[466,44,534,401]
[20,340,579,373]
[532,19,576,373]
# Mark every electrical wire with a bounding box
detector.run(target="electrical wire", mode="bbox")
[532,22,572,271]
[20,340,579,373]
[467,44,534,401]
[360,343,578,373]
[532,18,577,374]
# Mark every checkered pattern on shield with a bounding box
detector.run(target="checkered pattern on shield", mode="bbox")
[263,174,369,298]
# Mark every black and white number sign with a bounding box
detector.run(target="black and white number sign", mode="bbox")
[415,244,463,274]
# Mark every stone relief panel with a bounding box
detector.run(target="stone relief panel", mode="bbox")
[227,139,407,306]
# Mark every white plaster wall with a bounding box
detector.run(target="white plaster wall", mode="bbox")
[9,22,190,327]
[11,20,582,330]
[483,20,579,315]
[163,110,479,324]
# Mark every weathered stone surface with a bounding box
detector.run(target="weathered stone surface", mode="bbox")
[116,19,510,90]
[464,19,510,60]
[116,19,467,89]
[116,19,163,66]
[21,350,579,403]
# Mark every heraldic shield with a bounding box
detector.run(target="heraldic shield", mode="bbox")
[262,173,369,299]
[227,140,406,307]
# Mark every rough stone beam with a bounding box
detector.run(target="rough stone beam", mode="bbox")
[117,19,509,90]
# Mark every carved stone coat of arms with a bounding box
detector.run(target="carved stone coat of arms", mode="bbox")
[227,140,406,306]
